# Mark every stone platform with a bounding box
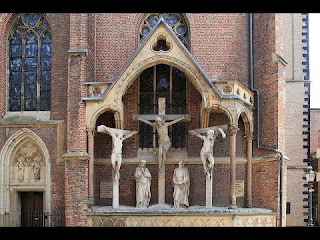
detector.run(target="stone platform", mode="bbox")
[87,205,277,227]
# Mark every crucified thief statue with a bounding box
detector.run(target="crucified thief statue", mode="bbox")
[189,128,226,178]
[97,125,138,180]
[136,115,187,173]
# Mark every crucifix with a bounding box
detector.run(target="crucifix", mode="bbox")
[189,125,228,207]
[97,125,138,208]
[134,97,190,205]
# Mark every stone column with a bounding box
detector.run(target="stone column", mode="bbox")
[228,125,238,209]
[206,172,213,207]
[246,132,253,207]
[112,170,119,208]
[87,125,95,206]
[158,171,165,205]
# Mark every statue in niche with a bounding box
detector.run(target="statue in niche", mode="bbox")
[173,160,190,208]
[18,159,25,182]
[33,160,41,181]
[136,115,187,173]
[97,125,138,180]
[135,160,151,208]
[189,128,226,178]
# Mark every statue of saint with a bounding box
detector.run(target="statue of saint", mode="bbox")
[97,125,138,180]
[189,128,226,178]
[136,115,187,173]
[33,160,41,181]
[135,160,151,208]
[18,159,24,182]
[173,161,190,208]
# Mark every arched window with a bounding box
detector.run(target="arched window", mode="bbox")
[139,64,187,149]
[8,13,51,112]
[139,13,189,48]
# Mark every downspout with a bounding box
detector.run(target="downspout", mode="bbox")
[249,13,285,227]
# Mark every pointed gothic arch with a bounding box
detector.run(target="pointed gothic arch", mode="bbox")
[0,128,51,226]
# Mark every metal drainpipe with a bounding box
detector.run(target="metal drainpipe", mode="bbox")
[249,13,285,227]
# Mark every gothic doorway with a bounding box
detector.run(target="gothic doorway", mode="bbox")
[20,191,43,227]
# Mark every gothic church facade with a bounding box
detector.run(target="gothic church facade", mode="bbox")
[0,13,310,227]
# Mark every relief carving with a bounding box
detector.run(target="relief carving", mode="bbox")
[13,140,45,182]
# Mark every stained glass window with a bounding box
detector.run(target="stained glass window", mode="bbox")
[8,13,51,112]
[139,13,189,48]
[139,64,187,149]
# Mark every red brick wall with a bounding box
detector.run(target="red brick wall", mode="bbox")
[253,13,285,151]
[47,13,69,122]
[91,14,249,85]
[311,109,320,153]
[65,158,88,226]
[187,13,249,87]
[252,159,280,211]
[122,79,139,158]
[187,80,202,157]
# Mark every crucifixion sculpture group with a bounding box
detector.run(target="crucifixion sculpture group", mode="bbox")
[97,97,227,208]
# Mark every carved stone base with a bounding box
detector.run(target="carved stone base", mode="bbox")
[88,206,276,227]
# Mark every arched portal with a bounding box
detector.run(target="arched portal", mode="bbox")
[0,128,50,226]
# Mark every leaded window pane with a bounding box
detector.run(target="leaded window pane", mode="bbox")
[23,13,41,28]
[10,58,22,71]
[140,13,189,49]
[40,58,51,70]
[9,98,21,112]
[10,44,22,57]
[139,65,187,148]
[8,13,51,112]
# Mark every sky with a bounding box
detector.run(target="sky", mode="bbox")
[309,13,320,108]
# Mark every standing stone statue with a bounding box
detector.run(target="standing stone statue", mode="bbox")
[189,128,226,178]
[18,159,24,182]
[173,161,190,208]
[136,115,187,173]
[33,160,41,181]
[135,160,151,208]
[97,125,138,180]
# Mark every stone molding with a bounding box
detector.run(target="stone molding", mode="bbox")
[88,214,276,227]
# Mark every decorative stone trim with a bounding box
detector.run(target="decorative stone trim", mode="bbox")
[67,48,88,57]
[62,152,90,161]
[88,213,277,227]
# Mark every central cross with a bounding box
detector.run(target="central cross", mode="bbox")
[133,97,190,204]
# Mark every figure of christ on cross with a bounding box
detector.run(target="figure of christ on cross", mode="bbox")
[97,125,138,180]
[136,115,188,173]
[189,127,227,178]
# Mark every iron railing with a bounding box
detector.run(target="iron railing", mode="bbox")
[27,210,65,227]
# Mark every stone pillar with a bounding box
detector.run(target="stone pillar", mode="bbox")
[228,125,238,209]
[158,171,165,205]
[63,152,89,227]
[112,170,119,208]
[206,173,213,207]
[246,132,253,208]
[87,125,95,206]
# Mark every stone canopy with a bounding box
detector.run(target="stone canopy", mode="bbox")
[82,17,254,134]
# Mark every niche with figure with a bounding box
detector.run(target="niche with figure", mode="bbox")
[12,140,45,183]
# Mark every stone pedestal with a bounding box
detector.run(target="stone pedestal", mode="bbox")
[112,170,119,208]
[158,171,165,205]
[206,173,213,207]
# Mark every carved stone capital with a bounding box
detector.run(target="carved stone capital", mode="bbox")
[87,125,96,137]
[244,132,254,141]
[228,125,238,136]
